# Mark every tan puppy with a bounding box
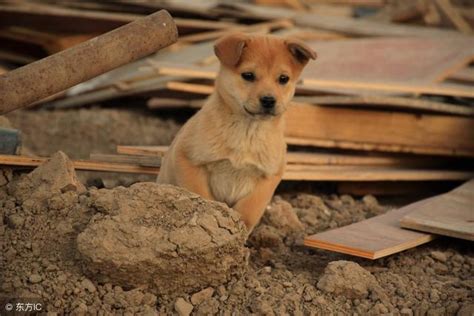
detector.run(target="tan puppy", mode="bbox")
[157,33,316,231]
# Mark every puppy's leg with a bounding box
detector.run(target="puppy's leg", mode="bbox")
[233,171,283,232]
[174,147,215,200]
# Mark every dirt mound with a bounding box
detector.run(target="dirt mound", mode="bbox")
[77,183,249,294]
[317,260,382,299]
[8,151,85,206]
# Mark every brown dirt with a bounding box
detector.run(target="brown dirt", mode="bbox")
[1,108,473,315]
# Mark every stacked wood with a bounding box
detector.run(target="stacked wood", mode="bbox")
[1,0,473,192]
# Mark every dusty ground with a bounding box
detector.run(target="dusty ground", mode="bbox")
[1,108,473,315]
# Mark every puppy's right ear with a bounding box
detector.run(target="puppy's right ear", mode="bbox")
[214,33,247,67]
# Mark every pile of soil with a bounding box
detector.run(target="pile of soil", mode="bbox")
[1,108,473,315]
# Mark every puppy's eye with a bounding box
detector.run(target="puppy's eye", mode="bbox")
[241,72,256,82]
[279,75,290,85]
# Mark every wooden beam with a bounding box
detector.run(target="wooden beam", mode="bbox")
[449,67,474,83]
[286,103,474,157]
[283,166,474,181]
[116,145,450,167]
[166,81,214,95]
[0,155,160,175]
[117,145,168,157]
[401,180,474,241]
[301,78,474,98]
[89,153,161,167]
[435,0,473,34]
[293,95,474,116]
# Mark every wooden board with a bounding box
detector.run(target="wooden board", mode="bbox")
[0,155,160,175]
[286,103,474,157]
[293,8,465,38]
[116,145,452,168]
[304,198,436,259]
[151,62,474,98]
[302,37,474,84]
[117,145,168,157]
[401,180,474,241]
[293,95,474,116]
[283,166,474,181]
[89,153,161,167]
[115,146,474,181]
[449,67,474,83]
[435,0,473,34]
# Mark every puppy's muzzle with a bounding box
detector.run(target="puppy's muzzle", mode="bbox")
[260,95,276,114]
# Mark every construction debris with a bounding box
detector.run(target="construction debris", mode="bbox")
[1,0,474,314]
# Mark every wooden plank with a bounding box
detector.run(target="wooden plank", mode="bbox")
[293,95,474,116]
[147,98,203,110]
[449,67,474,83]
[283,166,474,181]
[0,2,237,34]
[302,37,474,84]
[304,198,436,259]
[286,103,474,157]
[401,180,474,241]
[115,146,474,181]
[89,153,161,167]
[435,0,473,34]
[293,8,465,37]
[166,81,214,95]
[0,155,160,175]
[301,79,474,98]
[178,19,293,44]
[337,181,459,196]
[116,145,444,167]
[117,145,168,157]
[285,136,474,157]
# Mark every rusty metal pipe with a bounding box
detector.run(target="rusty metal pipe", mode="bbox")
[0,10,178,115]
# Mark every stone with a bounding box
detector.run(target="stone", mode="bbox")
[191,287,215,305]
[430,251,448,263]
[81,278,96,293]
[29,274,42,284]
[175,298,193,316]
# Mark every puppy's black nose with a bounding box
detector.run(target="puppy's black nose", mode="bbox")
[260,95,276,109]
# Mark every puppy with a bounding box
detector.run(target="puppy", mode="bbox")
[157,33,316,231]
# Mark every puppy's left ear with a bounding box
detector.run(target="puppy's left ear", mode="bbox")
[214,33,248,67]
[286,39,317,65]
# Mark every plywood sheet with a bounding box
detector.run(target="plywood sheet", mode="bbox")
[304,198,436,259]
[400,180,474,241]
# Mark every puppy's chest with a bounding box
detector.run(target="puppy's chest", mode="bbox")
[206,159,263,206]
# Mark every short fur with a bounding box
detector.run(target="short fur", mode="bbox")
[157,33,316,231]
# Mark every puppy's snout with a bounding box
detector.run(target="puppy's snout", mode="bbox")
[260,95,276,110]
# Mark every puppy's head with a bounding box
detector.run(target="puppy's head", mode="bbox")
[214,33,316,118]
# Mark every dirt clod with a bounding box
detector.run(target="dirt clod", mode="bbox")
[175,297,193,316]
[191,287,215,306]
[317,260,380,299]
[8,151,85,206]
[77,183,249,295]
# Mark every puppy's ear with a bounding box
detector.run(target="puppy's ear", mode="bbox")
[214,33,248,67]
[286,39,317,65]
